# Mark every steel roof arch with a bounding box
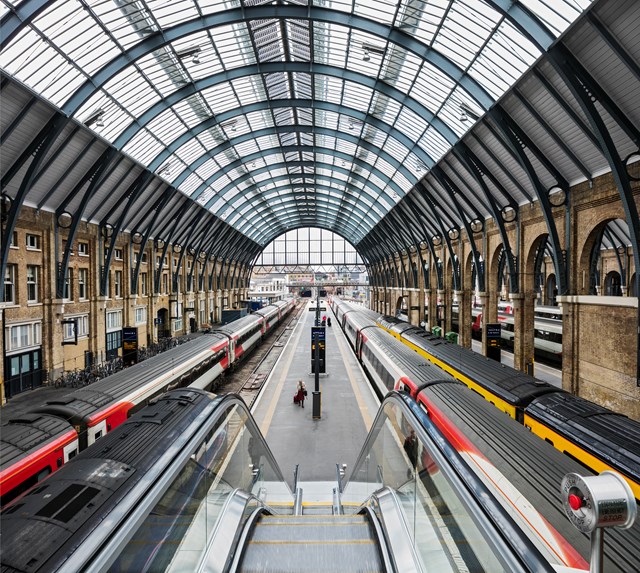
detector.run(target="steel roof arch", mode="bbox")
[59,6,495,116]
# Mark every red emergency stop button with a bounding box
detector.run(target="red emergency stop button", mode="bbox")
[569,493,584,511]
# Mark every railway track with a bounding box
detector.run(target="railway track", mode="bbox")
[219,302,304,407]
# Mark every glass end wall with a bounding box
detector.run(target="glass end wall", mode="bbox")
[342,393,555,573]
[107,396,292,572]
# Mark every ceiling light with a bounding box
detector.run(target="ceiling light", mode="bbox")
[363,50,370,62]
[459,108,468,122]
[192,53,200,65]
[84,108,105,128]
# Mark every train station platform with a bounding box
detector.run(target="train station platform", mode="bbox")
[251,299,380,499]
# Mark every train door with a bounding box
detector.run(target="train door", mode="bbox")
[355,331,363,359]
[63,439,79,462]
[87,420,108,446]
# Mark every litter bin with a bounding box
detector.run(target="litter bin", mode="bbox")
[432,326,442,337]
[445,331,458,344]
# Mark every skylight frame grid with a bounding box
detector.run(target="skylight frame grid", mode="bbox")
[195,157,225,182]
[123,128,165,164]
[181,171,206,195]
[175,138,208,166]
[313,22,349,68]
[395,106,429,142]
[393,0,447,45]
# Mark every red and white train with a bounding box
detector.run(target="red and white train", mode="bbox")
[0,298,296,507]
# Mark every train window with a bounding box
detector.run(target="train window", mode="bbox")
[57,457,63,468]
[95,430,102,440]
[544,438,554,446]
[69,449,78,459]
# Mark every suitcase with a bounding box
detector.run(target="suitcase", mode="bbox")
[293,394,300,404]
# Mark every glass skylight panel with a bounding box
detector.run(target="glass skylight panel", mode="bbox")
[273,107,296,126]
[39,5,117,77]
[371,155,394,179]
[299,131,314,146]
[210,23,255,67]
[354,0,397,26]
[124,129,163,164]
[395,107,429,142]
[265,72,289,99]
[172,97,210,129]
[104,68,161,118]
[196,158,222,181]
[386,49,422,94]
[146,109,185,145]
[314,23,348,68]
[393,171,413,193]
[420,127,450,164]
[234,140,260,159]
[199,83,239,115]
[1,31,71,107]
[136,51,184,98]
[287,22,310,60]
[232,76,262,105]
[469,26,538,98]
[434,2,497,70]
[369,94,402,125]
[241,111,272,132]
[181,172,205,195]
[520,0,592,35]
[409,61,455,116]
[395,0,447,45]
[292,72,312,99]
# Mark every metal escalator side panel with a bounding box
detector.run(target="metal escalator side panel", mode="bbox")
[198,491,268,573]
[359,505,396,573]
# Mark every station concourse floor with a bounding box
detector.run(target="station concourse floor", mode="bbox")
[251,300,381,500]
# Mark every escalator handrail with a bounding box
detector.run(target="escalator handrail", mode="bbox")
[359,503,397,573]
[345,391,556,573]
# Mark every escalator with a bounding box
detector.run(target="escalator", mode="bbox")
[236,513,385,573]
[1,390,563,572]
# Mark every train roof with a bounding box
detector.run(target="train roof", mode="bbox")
[32,334,226,422]
[0,414,74,471]
[343,309,378,330]
[0,389,220,573]
[401,329,558,406]
[416,383,640,573]
[377,315,416,335]
[526,392,640,480]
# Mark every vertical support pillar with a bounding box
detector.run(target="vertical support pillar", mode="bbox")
[443,288,453,333]
[409,290,419,326]
[427,288,437,332]
[510,293,535,374]
[558,295,578,394]
[437,289,446,332]
[456,289,472,348]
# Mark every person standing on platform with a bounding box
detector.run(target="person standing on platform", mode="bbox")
[296,379,307,408]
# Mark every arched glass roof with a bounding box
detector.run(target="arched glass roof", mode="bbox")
[1,0,592,246]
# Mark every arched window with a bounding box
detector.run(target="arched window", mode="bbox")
[604,271,622,296]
